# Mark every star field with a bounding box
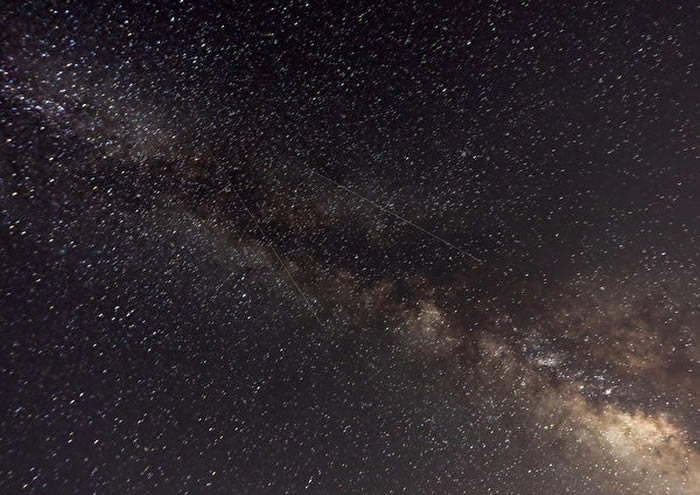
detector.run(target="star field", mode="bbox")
[1,1,699,494]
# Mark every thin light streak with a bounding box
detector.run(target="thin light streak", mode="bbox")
[309,169,484,264]
[180,114,327,330]
[231,184,326,330]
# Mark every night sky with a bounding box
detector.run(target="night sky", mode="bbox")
[1,1,699,494]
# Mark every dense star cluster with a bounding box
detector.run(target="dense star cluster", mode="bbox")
[1,1,698,494]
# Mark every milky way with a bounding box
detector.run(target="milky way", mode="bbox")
[1,1,699,494]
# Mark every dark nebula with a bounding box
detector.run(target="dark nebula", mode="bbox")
[1,1,698,494]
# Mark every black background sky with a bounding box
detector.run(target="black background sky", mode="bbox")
[1,1,699,494]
